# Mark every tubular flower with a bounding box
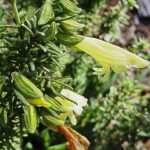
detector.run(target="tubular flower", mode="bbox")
[74,37,149,81]
[55,89,87,125]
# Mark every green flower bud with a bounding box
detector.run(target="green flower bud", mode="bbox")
[12,72,43,99]
[60,0,82,15]
[12,72,50,107]
[56,33,84,46]
[60,19,85,32]
[40,107,64,126]
[44,95,66,113]
[38,0,54,25]
[24,105,38,133]
[43,22,57,42]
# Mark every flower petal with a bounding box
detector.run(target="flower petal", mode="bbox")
[101,64,110,82]
[111,64,129,74]
[55,89,88,125]
[55,96,79,125]
[61,89,87,106]
[71,105,83,115]
[67,110,77,125]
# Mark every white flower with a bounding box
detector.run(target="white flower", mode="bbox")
[55,89,87,125]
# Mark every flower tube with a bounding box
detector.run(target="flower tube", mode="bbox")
[57,34,149,81]
[74,37,149,81]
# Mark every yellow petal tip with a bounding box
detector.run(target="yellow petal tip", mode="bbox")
[27,97,51,108]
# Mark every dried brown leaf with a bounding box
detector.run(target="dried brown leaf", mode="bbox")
[58,125,90,150]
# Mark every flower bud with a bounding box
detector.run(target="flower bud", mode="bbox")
[56,33,84,46]
[38,0,54,25]
[43,21,57,42]
[40,107,64,126]
[24,105,38,133]
[44,95,66,113]
[60,0,82,15]
[60,19,85,32]
[12,72,50,107]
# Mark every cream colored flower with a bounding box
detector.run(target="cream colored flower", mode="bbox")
[55,89,87,125]
[74,37,149,81]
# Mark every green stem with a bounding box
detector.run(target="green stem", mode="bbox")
[11,0,20,25]
[0,25,19,28]
[48,143,66,150]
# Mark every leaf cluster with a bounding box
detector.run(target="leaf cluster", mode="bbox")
[0,0,83,149]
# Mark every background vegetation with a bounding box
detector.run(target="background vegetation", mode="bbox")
[1,0,150,150]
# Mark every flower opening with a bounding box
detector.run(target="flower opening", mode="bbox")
[55,89,87,125]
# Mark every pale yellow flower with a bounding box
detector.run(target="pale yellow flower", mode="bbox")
[74,37,149,81]
[55,89,87,125]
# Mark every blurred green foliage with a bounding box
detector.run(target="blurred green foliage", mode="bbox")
[75,0,138,41]
[76,77,150,149]
[132,37,150,53]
